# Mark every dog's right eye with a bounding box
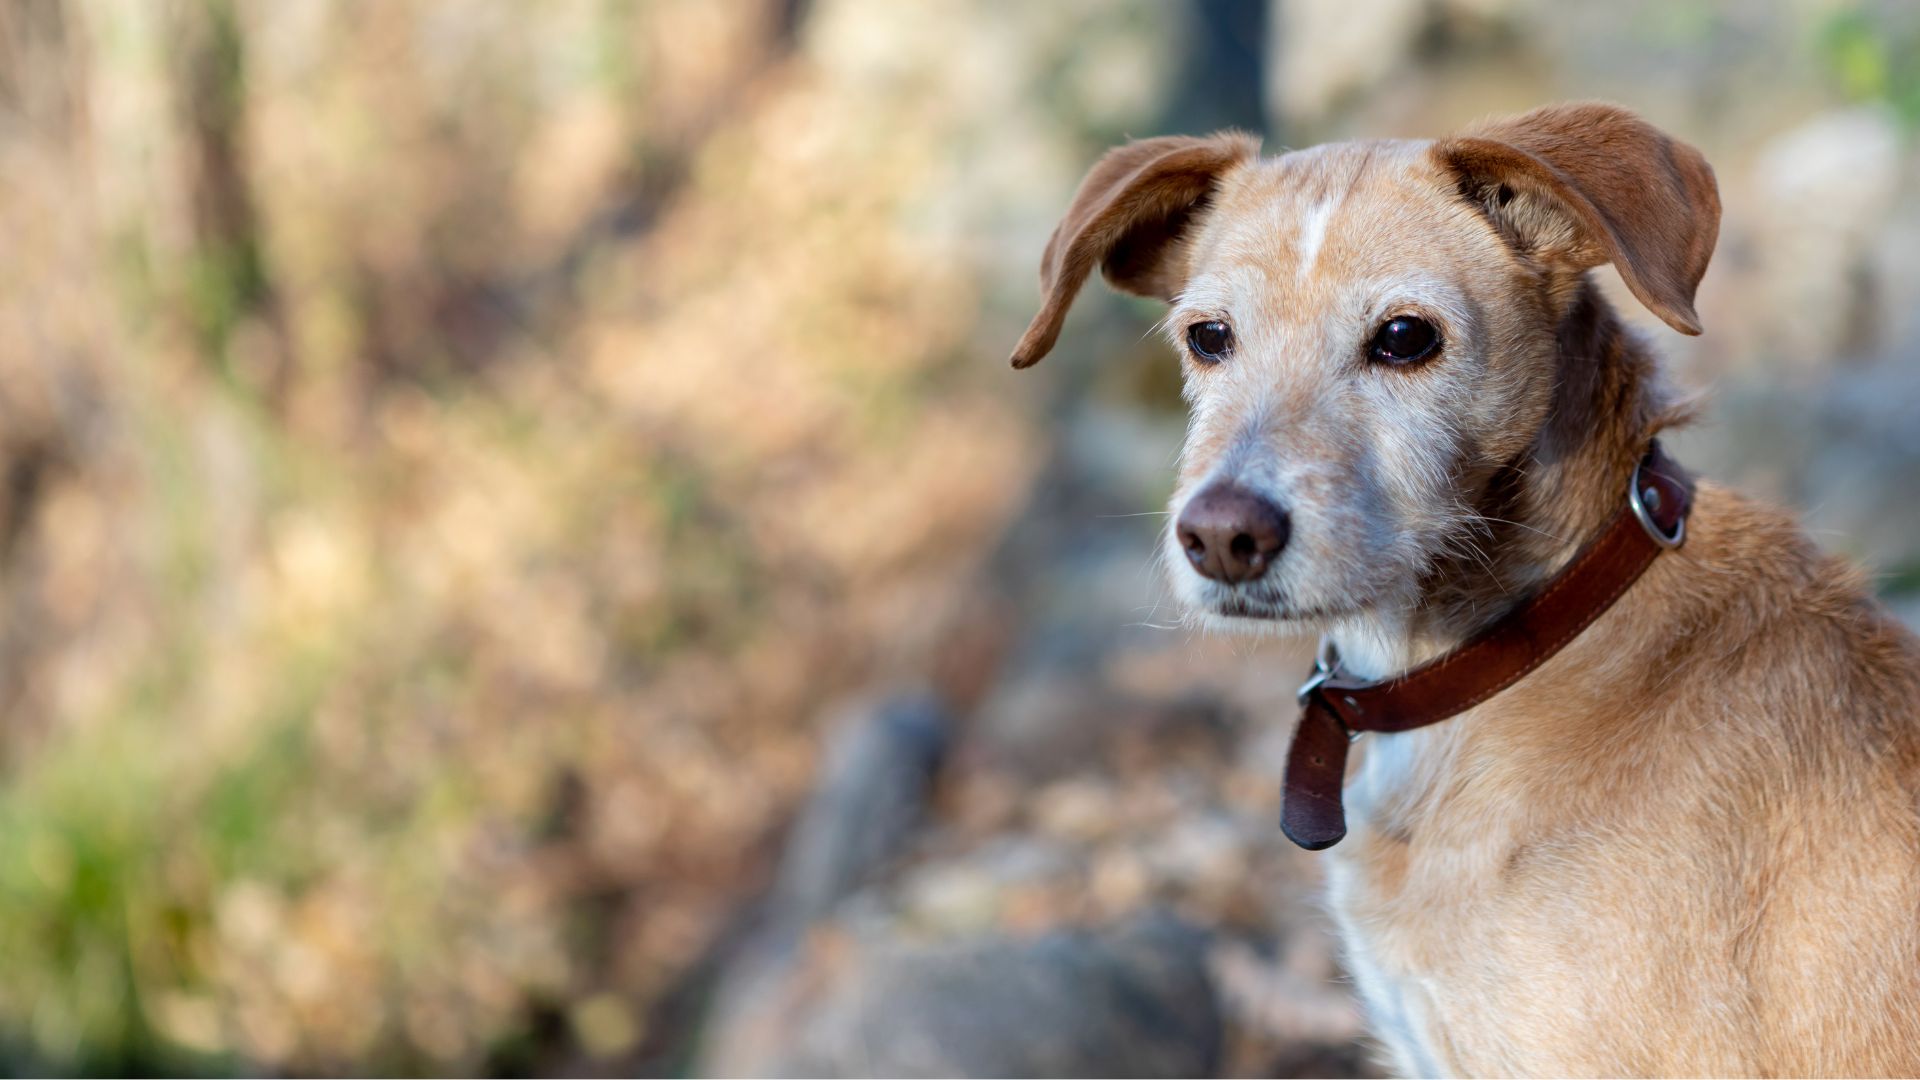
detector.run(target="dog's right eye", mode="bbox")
[1186,321,1233,363]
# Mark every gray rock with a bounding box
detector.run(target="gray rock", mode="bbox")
[697,692,951,1076]
[766,914,1222,1079]
[1668,358,1920,579]
[773,690,951,925]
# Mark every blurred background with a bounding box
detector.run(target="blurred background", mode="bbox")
[2,0,1918,1075]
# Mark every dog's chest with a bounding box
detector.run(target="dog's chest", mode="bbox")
[1324,727,1469,1077]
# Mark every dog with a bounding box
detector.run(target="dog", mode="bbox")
[1010,103,1920,1076]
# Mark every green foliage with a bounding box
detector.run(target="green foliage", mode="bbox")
[1816,5,1920,127]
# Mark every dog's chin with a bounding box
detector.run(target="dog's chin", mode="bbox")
[1188,605,1296,638]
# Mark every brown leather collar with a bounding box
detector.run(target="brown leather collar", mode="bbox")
[1282,440,1695,850]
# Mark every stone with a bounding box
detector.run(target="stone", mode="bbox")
[761,914,1222,1079]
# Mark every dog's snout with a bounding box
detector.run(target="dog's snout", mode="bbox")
[1176,484,1290,584]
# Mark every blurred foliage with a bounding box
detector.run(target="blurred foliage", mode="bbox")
[0,0,1173,1072]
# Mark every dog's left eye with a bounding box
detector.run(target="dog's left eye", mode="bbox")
[1186,320,1233,363]
[1367,316,1441,365]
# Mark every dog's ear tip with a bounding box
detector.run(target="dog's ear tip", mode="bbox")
[1010,319,1059,368]
[1660,306,1704,336]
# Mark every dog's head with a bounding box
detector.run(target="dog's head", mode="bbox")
[1012,103,1718,631]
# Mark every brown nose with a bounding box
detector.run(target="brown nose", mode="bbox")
[1176,484,1289,583]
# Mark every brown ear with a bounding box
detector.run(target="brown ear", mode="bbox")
[1010,131,1260,368]
[1434,102,1719,335]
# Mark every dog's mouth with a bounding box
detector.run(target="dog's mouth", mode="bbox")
[1204,591,1361,623]
[1205,584,1328,618]
[1214,594,1284,619]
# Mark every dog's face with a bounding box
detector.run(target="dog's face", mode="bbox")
[1011,104,1717,631]
[1158,139,1553,624]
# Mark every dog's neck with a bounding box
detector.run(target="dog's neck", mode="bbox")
[1330,280,1674,681]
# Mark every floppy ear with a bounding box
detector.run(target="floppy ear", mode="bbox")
[1010,131,1260,368]
[1433,102,1719,335]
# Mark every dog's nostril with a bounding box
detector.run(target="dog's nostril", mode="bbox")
[1229,532,1258,563]
[1178,529,1208,568]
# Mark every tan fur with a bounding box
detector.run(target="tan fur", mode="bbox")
[1013,103,1920,1075]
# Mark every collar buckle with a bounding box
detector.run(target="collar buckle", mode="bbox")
[1295,637,1341,705]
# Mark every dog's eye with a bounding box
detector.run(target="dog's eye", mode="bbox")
[1186,320,1233,363]
[1367,316,1441,365]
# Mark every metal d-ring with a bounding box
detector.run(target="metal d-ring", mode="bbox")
[1629,458,1685,549]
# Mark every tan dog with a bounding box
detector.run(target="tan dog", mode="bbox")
[1012,103,1920,1076]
